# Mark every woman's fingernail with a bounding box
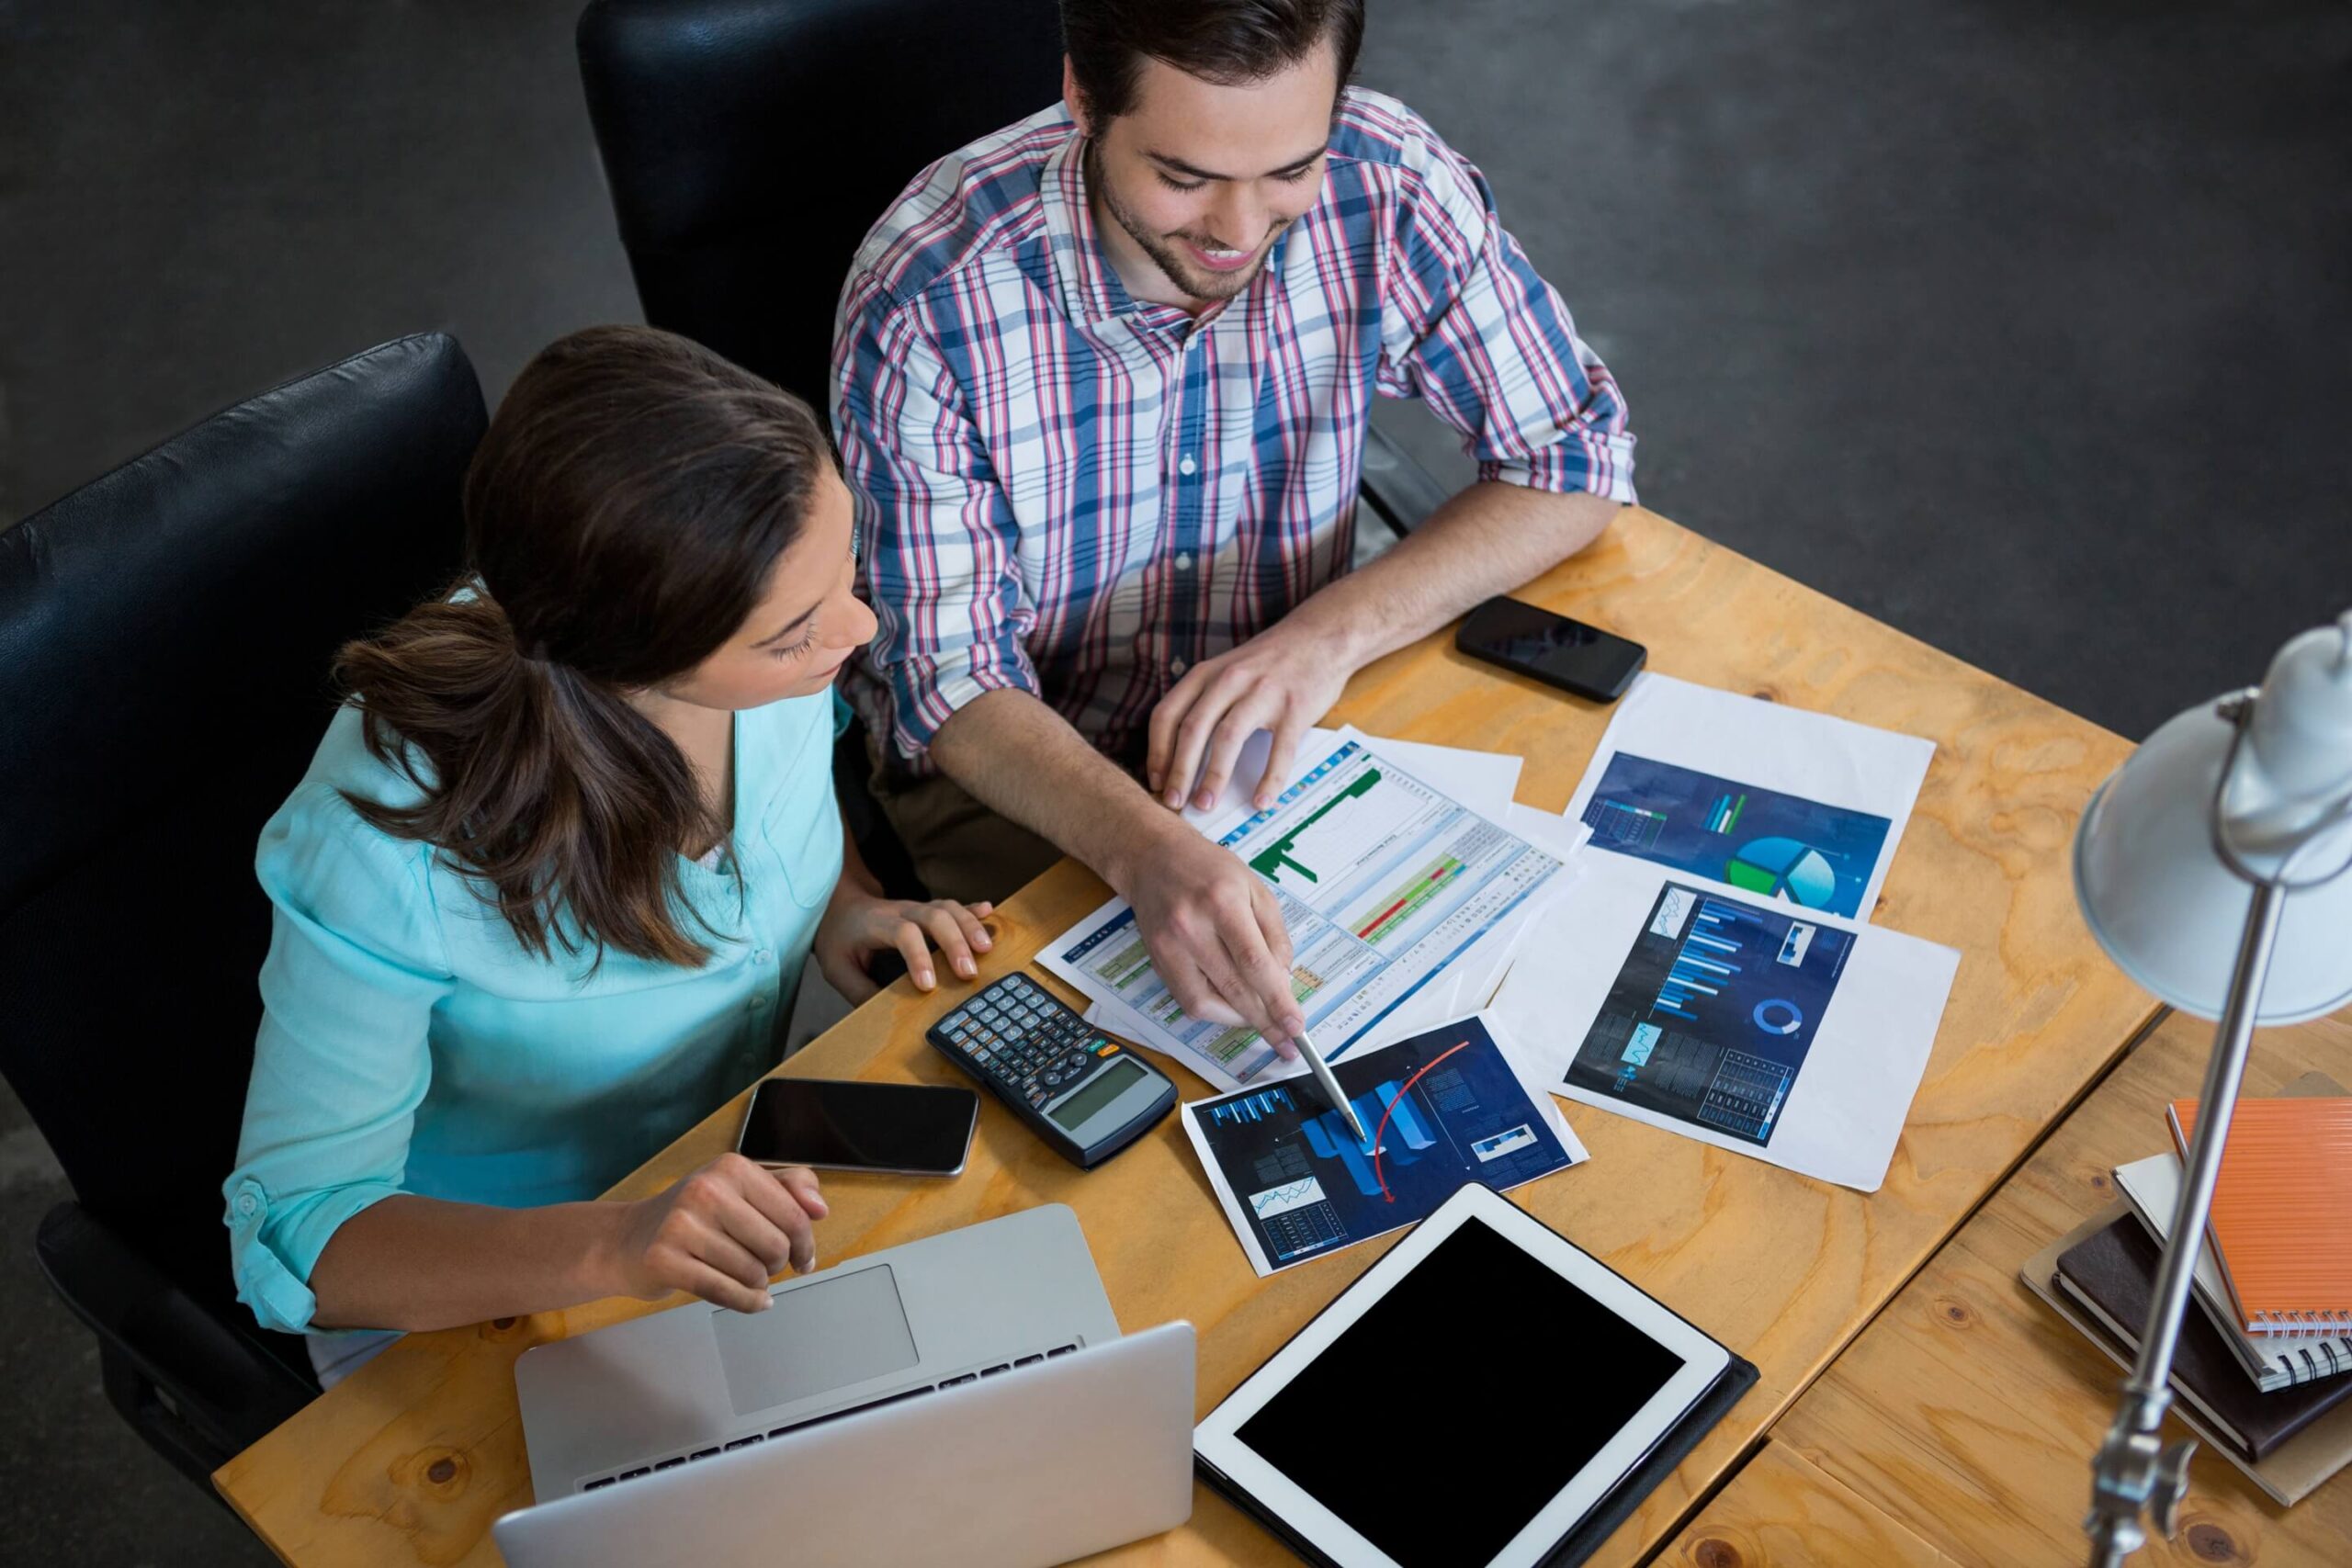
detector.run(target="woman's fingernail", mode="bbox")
[1255,794,1274,810]
[916,968,933,987]
[974,932,992,950]
[956,956,975,976]
[1194,791,1216,809]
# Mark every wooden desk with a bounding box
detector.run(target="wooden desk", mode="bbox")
[1668,1008,2352,1567]
[214,506,2154,1566]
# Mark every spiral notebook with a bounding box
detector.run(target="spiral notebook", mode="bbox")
[2168,1096,2352,1337]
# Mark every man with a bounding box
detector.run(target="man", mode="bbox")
[833,0,1634,1055]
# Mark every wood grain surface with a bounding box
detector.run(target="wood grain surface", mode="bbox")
[1666,1441,1961,1568]
[214,506,2154,1566]
[1670,1009,2352,1567]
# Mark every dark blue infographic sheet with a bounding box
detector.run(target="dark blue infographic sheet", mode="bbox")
[1564,880,1854,1147]
[1578,751,1893,919]
[1182,1016,1581,1274]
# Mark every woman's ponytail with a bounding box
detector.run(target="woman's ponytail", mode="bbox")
[329,326,831,969]
[334,588,722,968]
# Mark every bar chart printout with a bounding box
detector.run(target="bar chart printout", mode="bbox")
[1566,880,1853,1147]
[1052,739,1563,1086]
[1183,1016,1584,1274]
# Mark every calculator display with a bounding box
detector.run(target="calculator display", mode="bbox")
[1049,1057,1146,1130]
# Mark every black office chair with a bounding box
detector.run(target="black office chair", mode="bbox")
[573,0,1447,532]
[0,333,483,1495]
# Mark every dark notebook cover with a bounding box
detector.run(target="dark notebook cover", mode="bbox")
[2056,1213,2352,1461]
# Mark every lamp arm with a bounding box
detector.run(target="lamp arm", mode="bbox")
[2083,879,2286,1565]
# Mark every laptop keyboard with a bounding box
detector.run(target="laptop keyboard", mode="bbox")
[575,1342,1083,1492]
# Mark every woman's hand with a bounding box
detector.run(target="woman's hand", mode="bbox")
[814,889,995,1001]
[605,1154,829,1314]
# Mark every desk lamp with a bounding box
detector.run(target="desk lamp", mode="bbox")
[2073,608,2352,1564]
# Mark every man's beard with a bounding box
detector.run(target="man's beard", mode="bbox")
[1091,144,1281,305]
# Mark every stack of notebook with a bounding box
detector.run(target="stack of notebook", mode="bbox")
[2024,1079,2352,1505]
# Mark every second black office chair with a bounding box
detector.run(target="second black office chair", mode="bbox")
[577,0,1066,416]
[574,0,1448,530]
[0,333,482,1495]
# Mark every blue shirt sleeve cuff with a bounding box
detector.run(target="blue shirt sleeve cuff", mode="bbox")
[226,1176,402,1335]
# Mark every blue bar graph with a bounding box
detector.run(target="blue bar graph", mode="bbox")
[1300,1081,1436,1197]
[1655,899,1746,1021]
[1209,1087,1296,1128]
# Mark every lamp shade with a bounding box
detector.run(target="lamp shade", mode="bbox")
[2075,702,2352,1024]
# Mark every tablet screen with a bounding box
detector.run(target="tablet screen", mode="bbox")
[1233,1215,1686,1567]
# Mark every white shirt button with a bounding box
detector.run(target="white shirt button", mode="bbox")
[1178,455,1197,476]
[753,948,772,964]
[1175,552,1193,570]
[235,1192,260,1217]
[1170,658,1188,676]
[750,994,768,1010]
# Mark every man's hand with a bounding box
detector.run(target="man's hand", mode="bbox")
[1116,820,1306,1057]
[1146,625,1350,815]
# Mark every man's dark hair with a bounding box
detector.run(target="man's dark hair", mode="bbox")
[1061,0,1365,123]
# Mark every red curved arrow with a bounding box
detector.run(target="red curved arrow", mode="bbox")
[1368,1041,1472,1202]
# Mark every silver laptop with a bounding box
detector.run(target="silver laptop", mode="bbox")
[495,1203,1195,1567]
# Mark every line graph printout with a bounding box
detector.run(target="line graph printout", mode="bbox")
[1043,737,1566,1089]
[1182,1013,1588,1275]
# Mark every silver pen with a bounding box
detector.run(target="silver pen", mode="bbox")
[1291,1028,1370,1146]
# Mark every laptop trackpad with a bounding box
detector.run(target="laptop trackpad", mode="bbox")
[711,1263,919,1417]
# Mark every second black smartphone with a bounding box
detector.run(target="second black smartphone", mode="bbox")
[1455,595,1645,703]
[736,1077,979,1177]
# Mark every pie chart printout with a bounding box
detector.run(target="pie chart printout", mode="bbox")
[1579,752,1892,919]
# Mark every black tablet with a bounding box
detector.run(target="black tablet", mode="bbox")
[1194,1184,1733,1568]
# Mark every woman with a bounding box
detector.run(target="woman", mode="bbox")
[224,326,991,1377]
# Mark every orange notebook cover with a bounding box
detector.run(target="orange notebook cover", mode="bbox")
[2168,1097,2352,1337]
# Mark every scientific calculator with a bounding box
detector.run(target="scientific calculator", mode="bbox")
[925,973,1177,1168]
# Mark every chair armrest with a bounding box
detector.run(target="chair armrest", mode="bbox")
[35,1201,317,1489]
[1358,421,1453,539]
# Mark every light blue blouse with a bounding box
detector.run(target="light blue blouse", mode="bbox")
[224,690,847,1335]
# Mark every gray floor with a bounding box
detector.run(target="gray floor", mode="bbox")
[3,2,2347,1562]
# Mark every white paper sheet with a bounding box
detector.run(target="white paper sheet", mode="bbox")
[1044,729,1567,1092]
[1562,673,1934,925]
[1487,851,1959,1191]
[1182,727,1521,836]
[1179,1011,1589,1276]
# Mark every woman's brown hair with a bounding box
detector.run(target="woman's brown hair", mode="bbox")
[334,325,832,969]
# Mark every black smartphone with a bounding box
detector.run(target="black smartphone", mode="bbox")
[735,1077,979,1177]
[1455,595,1645,702]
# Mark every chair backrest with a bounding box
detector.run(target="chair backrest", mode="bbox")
[0,333,482,1310]
[576,0,1066,410]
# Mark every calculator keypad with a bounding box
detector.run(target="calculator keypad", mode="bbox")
[933,975,1123,1112]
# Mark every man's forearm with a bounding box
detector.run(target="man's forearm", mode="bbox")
[927,688,1180,889]
[1283,483,1619,670]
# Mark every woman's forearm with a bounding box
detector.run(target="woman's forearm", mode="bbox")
[306,1192,631,1332]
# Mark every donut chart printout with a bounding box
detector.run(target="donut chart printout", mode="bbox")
[1563,880,1853,1147]
[1491,851,1960,1192]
